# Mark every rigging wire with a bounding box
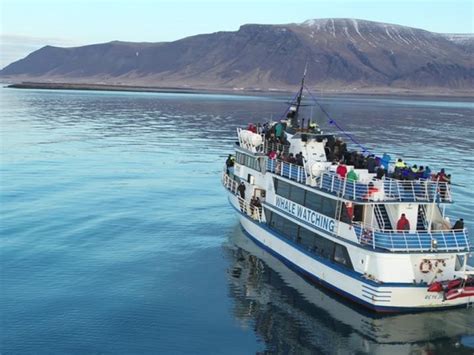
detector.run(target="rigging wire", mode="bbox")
[303,85,372,155]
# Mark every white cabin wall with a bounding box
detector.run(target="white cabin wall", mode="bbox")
[425,204,451,230]
[289,138,327,162]
[392,203,418,232]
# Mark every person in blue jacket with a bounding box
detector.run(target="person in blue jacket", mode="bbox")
[381,153,391,170]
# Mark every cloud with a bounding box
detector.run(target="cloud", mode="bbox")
[0,34,83,69]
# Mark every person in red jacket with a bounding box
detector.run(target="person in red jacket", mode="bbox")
[336,161,347,179]
[397,213,410,231]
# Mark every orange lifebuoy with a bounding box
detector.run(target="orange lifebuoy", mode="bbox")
[419,259,432,273]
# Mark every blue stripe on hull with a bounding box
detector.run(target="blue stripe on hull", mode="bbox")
[238,219,465,314]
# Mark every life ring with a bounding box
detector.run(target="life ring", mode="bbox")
[419,259,432,273]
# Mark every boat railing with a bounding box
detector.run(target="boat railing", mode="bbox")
[265,141,290,156]
[222,173,263,222]
[266,159,306,184]
[353,223,470,252]
[319,172,452,203]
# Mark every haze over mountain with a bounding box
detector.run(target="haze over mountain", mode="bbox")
[1,19,473,94]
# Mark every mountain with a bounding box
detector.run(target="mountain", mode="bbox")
[1,19,473,93]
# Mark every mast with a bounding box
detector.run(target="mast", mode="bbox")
[288,63,307,128]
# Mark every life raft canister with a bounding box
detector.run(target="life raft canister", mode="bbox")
[419,259,432,273]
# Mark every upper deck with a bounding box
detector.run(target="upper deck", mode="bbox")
[266,159,452,204]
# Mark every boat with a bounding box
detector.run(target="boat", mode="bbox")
[221,70,473,313]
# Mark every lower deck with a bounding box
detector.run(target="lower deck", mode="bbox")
[233,202,474,312]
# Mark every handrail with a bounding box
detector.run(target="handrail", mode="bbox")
[266,159,306,184]
[222,173,263,222]
[319,171,452,203]
[353,223,470,252]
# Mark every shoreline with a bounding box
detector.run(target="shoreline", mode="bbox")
[4,81,474,100]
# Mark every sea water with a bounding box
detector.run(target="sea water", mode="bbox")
[1,87,473,354]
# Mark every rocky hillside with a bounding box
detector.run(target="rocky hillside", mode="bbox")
[1,19,473,93]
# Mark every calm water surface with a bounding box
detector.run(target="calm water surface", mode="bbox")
[1,87,473,354]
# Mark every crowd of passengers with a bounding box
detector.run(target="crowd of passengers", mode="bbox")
[247,119,321,145]
[243,119,454,186]
[254,121,452,185]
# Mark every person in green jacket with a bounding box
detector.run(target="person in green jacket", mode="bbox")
[347,168,359,182]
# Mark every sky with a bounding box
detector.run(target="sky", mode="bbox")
[0,0,473,68]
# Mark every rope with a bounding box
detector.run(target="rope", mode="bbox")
[303,85,372,155]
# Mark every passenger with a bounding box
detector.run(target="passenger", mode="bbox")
[366,155,377,173]
[250,196,260,218]
[340,142,348,159]
[268,150,277,160]
[393,158,408,180]
[296,152,304,166]
[254,197,262,207]
[401,167,411,180]
[405,167,416,181]
[417,166,425,179]
[308,120,321,133]
[247,123,257,133]
[334,145,341,160]
[364,182,379,200]
[336,161,348,179]
[237,182,246,212]
[346,168,359,182]
[396,213,410,232]
[423,166,432,180]
[225,154,235,174]
[452,218,464,230]
[411,164,418,173]
[275,122,283,141]
[376,165,386,179]
[288,153,297,164]
[435,168,448,182]
[325,145,335,161]
[355,153,365,169]
[436,168,450,200]
[381,153,391,170]
[395,158,407,169]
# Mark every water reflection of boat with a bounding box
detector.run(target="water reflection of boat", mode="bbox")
[225,228,474,353]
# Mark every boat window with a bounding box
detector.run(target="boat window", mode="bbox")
[321,198,337,217]
[264,209,272,223]
[353,204,364,222]
[265,211,354,271]
[455,254,465,271]
[305,193,323,212]
[334,244,354,269]
[298,227,314,247]
[338,203,352,223]
[290,185,306,205]
[284,221,300,241]
[274,178,342,221]
[274,178,290,199]
[313,235,335,260]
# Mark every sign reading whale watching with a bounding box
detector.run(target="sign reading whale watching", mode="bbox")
[275,196,335,233]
